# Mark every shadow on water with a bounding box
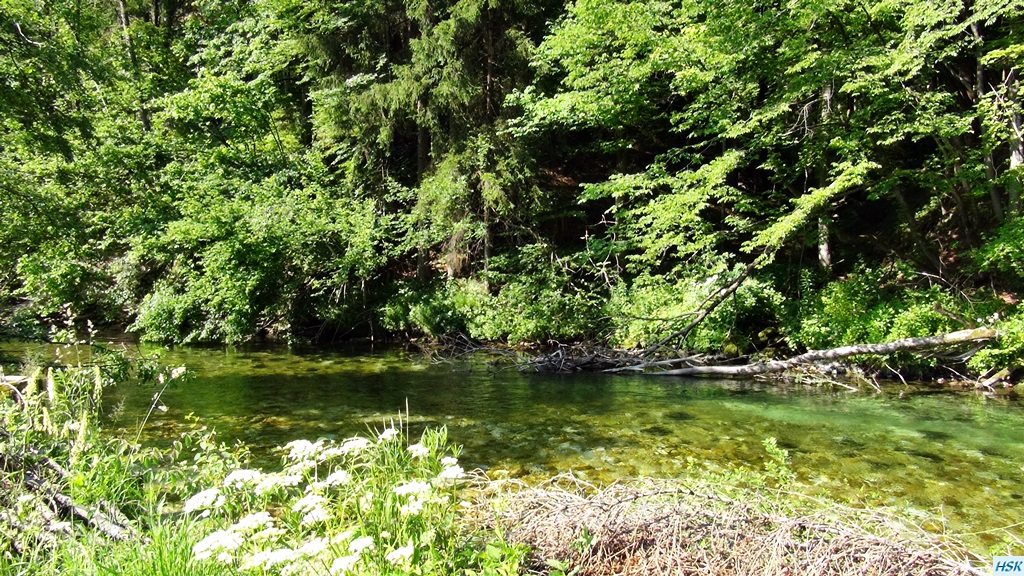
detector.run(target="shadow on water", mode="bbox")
[5,342,1024,551]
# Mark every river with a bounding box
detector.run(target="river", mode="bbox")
[5,342,1024,552]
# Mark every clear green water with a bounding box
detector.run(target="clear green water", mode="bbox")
[5,343,1024,552]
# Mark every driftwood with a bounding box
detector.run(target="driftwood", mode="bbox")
[652,327,998,377]
[516,329,999,377]
[1,424,136,545]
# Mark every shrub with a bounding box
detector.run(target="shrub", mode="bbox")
[608,269,786,354]
[790,265,965,351]
[969,309,1024,373]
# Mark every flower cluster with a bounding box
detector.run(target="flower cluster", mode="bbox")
[186,426,470,575]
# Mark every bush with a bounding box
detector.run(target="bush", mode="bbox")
[380,244,607,344]
[127,172,386,343]
[609,269,786,354]
[969,309,1024,373]
[790,265,965,351]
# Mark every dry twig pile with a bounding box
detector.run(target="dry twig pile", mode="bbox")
[472,476,984,576]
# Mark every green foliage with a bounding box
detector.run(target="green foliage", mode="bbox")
[379,281,476,338]
[3,0,1024,372]
[790,265,967,352]
[459,245,606,343]
[128,163,386,343]
[682,436,796,494]
[970,310,1024,373]
[180,425,526,575]
[610,268,785,354]
[976,216,1024,286]
[381,245,606,344]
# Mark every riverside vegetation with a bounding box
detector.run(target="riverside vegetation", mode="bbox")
[2,0,1024,380]
[0,344,996,575]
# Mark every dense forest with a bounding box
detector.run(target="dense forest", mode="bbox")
[2,0,1023,375]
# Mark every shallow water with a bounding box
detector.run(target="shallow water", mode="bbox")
[5,343,1023,552]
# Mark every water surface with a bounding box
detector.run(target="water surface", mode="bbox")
[6,343,1023,552]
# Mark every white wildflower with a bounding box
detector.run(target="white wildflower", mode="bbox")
[216,551,233,564]
[250,526,285,542]
[285,439,323,461]
[256,473,304,495]
[298,536,329,557]
[240,552,266,571]
[330,554,359,575]
[441,456,458,467]
[193,529,243,561]
[255,475,280,496]
[359,491,374,513]
[223,469,263,489]
[393,480,431,497]
[320,446,347,459]
[323,469,351,486]
[231,511,273,534]
[255,547,298,569]
[438,465,465,480]
[407,443,430,458]
[301,506,329,525]
[349,536,375,556]
[331,529,355,545]
[340,437,371,455]
[292,492,326,514]
[308,468,350,489]
[385,544,414,565]
[399,499,424,516]
[183,488,224,513]
[377,428,400,442]
[241,550,292,571]
[284,458,317,475]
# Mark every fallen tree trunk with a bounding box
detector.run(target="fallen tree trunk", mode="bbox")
[651,327,998,377]
[1,424,136,544]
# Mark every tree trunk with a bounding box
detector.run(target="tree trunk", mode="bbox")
[654,328,997,377]
[118,1,151,131]
[817,217,831,268]
[1008,70,1023,215]
[816,85,833,270]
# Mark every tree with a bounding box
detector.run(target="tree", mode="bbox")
[515,0,1024,352]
